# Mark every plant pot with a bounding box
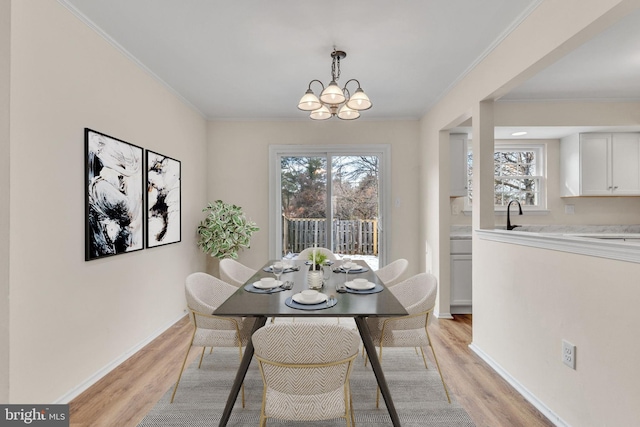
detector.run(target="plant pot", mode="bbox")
[307,266,323,290]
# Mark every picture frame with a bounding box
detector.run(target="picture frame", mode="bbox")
[85,128,144,261]
[146,150,181,248]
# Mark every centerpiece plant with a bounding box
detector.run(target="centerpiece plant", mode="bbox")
[307,250,327,271]
[196,200,259,259]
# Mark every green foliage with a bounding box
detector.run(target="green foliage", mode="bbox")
[196,200,259,259]
[307,250,327,266]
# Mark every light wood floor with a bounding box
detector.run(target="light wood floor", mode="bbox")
[69,314,555,427]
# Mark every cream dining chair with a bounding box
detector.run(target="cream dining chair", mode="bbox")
[252,322,361,426]
[219,258,257,287]
[374,258,409,287]
[170,272,255,405]
[365,272,451,407]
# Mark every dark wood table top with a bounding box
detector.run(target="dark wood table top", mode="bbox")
[214,259,408,318]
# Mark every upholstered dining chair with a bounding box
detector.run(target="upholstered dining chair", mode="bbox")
[374,258,409,287]
[252,322,361,427]
[170,272,255,405]
[219,258,257,288]
[296,246,338,261]
[365,272,451,407]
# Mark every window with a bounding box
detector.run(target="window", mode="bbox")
[269,145,390,266]
[466,143,546,210]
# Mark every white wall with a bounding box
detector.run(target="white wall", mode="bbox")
[206,120,420,275]
[7,0,208,402]
[421,0,640,425]
[0,0,11,404]
[473,239,640,426]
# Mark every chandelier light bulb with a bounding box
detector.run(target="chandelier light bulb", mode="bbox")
[346,87,372,111]
[310,105,332,120]
[337,104,360,120]
[320,81,346,105]
[298,89,322,111]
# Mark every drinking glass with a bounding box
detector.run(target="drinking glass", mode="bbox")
[272,261,284,284]
[342,257,352,284]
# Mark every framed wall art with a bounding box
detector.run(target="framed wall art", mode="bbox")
[85,128,144,261]
[146,150,181,248]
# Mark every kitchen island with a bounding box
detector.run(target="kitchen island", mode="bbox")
[469,224,640,427]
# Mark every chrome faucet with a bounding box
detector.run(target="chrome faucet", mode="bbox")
[506,200,523,230]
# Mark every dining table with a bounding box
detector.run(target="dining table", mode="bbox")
[213,258,408,427]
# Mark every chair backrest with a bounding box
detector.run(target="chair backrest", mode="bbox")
[253,322,360,395]
[296,247,338,261]
[185,272,239,330]
[387,272,437,330]
[375,258,409,287]
[219,258,256,287]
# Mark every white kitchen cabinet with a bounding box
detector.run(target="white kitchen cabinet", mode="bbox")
[450,239,472,314]
[560,132,640,196]
[450,134,468,197]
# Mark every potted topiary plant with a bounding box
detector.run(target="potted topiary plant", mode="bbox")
[196,200,259,259]
[307,250,327,271]
[306,249,327,289]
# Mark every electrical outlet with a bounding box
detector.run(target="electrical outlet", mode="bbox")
[562,340,576,369]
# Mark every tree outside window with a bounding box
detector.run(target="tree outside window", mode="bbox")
[466,144,545,209]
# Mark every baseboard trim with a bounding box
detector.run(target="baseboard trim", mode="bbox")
[435,310,454,319]
[55,312,188,404]
[469,342,568,427]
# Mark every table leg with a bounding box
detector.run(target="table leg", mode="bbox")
[355,316,402,427]
[218,315,267,427]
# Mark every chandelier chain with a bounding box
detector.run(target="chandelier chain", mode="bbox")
[331,54,341,82]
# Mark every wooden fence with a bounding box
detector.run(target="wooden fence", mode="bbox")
[283,217,378,255]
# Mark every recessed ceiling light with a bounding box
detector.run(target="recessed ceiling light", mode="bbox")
[511,131,527,136]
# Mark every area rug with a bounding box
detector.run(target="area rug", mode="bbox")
[138,341,475,427]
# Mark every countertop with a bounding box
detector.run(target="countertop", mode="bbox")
[451,224,640,239]
[474,225,640,264]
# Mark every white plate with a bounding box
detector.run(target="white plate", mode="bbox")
[345,280,375,290]
[292,293,328,305]
[341,265,363,271]
[253,280,283,289]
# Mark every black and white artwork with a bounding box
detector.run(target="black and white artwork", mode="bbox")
[146,150,181,248]
[85,128,144,261]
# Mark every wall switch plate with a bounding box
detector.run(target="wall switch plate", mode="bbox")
[452,203,460,215]
[564,204,575,214]
[562,339,576,369]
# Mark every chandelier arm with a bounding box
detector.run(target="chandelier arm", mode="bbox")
[342,79,362,91]
[307,79,325,92]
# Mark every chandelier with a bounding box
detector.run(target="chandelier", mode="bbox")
[298,49,372,120]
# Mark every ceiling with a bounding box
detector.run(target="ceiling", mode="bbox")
[60,0,640,134]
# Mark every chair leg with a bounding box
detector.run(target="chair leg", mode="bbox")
[425,327,451,404]
[349,388,355,427]
[170,344,192,403]
[198,346,206,368]
[419,346,429,369]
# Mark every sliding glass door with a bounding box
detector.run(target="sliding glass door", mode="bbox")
[270,145,389,268]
